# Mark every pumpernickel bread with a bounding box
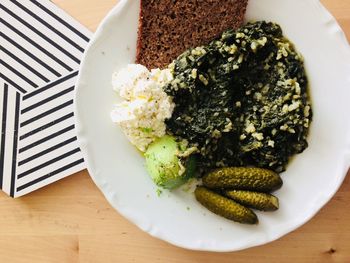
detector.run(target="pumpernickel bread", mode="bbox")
[136,0,249,69]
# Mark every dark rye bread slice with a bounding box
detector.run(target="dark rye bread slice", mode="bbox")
[136,0,249,69]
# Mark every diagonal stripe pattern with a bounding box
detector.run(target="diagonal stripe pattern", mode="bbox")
[0,0,91,197]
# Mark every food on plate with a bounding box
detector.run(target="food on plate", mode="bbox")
[136,0,249,68]
[225,190,279,211]
[195,186,258,224]
[202,167,283,192]
[110,64,174,152]
[111,18,312,224]
[165,21,311,173]
[144,135,197,189]
[196,167,280,223]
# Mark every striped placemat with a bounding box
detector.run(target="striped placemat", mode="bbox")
[0,0,92,197]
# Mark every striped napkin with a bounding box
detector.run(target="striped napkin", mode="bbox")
[0,0,92,197]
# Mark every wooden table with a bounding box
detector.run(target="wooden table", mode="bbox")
[1,1,350,262]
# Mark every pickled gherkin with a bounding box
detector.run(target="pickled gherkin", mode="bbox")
[225,190,279,211]
[203,167,282,192]
[195,186,258,224]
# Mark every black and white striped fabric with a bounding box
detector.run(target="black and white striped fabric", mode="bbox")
[0,0,91,197]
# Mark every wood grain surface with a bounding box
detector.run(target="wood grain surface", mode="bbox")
[1,0,350,262]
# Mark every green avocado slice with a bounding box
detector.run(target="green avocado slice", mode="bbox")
[145,135,196,189]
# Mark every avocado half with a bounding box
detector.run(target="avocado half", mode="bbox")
[144,135,196,189]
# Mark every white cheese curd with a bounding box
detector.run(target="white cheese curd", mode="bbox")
[111,64,175,152]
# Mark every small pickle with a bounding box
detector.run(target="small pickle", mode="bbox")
[225,190,279,211]
[203,167,282,192]
[195,186,258,224]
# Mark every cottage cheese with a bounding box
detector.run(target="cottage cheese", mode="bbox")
[110,64,175,152]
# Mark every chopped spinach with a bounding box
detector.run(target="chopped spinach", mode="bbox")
[164,21,312,173]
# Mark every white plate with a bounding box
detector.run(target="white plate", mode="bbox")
[75,0,350,252]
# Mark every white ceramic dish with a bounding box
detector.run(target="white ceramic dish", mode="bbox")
[75,0,350,252]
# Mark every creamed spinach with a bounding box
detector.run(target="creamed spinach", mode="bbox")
[164,21,312,173]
